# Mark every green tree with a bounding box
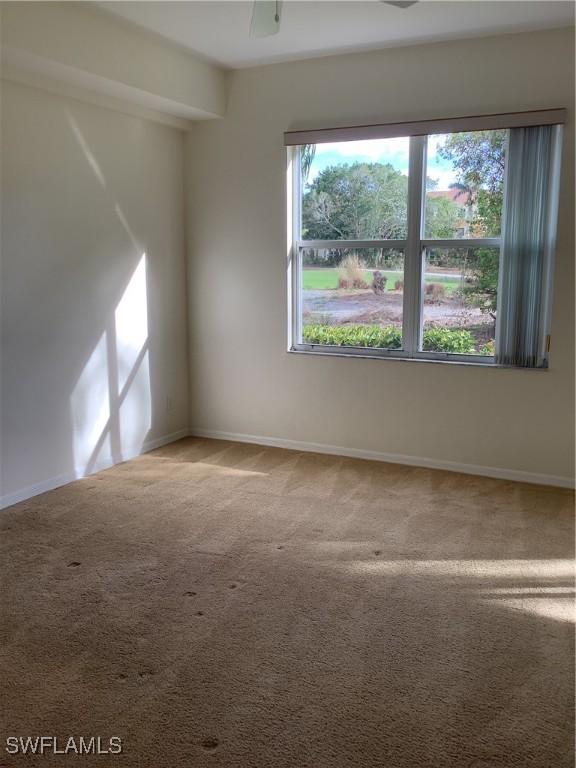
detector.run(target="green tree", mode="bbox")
[302,162,409,241]
[303,161,463,243]
[301,144,316,182]
[437,130,506,313]
[462,247,500,317]
[425,195,463,239]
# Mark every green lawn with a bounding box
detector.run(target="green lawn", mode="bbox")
[303,268,460,293]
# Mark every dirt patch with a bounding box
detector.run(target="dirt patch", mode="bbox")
[303,289,494,336]
[303,289,403,325]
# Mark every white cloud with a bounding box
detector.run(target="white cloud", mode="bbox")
[316,137,410,162]
[427,168,457,190]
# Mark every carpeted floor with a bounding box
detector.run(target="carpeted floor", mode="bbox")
[0,437,574,767]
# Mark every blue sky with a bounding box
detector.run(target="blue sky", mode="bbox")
[307,136,457,190]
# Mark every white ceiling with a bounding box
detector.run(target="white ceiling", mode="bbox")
[95,1,575,69]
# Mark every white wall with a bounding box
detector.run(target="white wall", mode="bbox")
[1,81,189,505]
[185,28,575,484]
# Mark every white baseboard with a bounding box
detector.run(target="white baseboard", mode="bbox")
[189,427,575,490]
[0,428,189,510]
[3,425,573,509]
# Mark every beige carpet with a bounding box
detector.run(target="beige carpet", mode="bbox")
[0,438,574,767]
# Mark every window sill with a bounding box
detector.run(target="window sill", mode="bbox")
[289,346,548,370]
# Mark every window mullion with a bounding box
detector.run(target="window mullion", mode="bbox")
[290,146,302,347]
[402,135,427,354]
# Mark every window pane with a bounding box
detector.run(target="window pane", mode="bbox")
[420,248,499,356]
[424,130,507,239]
[301,138,410,241]
[301,247,404,350]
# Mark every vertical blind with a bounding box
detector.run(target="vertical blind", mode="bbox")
[496,125,563,367]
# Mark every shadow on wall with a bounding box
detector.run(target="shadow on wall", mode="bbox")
[66,112,152,477]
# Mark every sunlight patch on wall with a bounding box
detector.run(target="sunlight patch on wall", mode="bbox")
[115,204,141,252]
[70,254,151,476]
[115,256,149,391]
[67,112,106,188]
[71,332,110,473]
[119,348,151,456]
[115,254,151,452]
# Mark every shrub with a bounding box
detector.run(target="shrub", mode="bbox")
[424,283,446,303]
[339,254,369,290]
[372,271,387,295]
[338,275,368,290]
[302,324,477,354]
[422,327,475,354]
[479,340,495,356]
[302,324,402,349]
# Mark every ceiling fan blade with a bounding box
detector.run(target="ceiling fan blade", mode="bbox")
[250,0,283,38]
[382,1,419,7]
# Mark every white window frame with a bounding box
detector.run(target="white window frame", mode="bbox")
[288,135,502,364]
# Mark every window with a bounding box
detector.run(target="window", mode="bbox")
[287,111,564,368]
